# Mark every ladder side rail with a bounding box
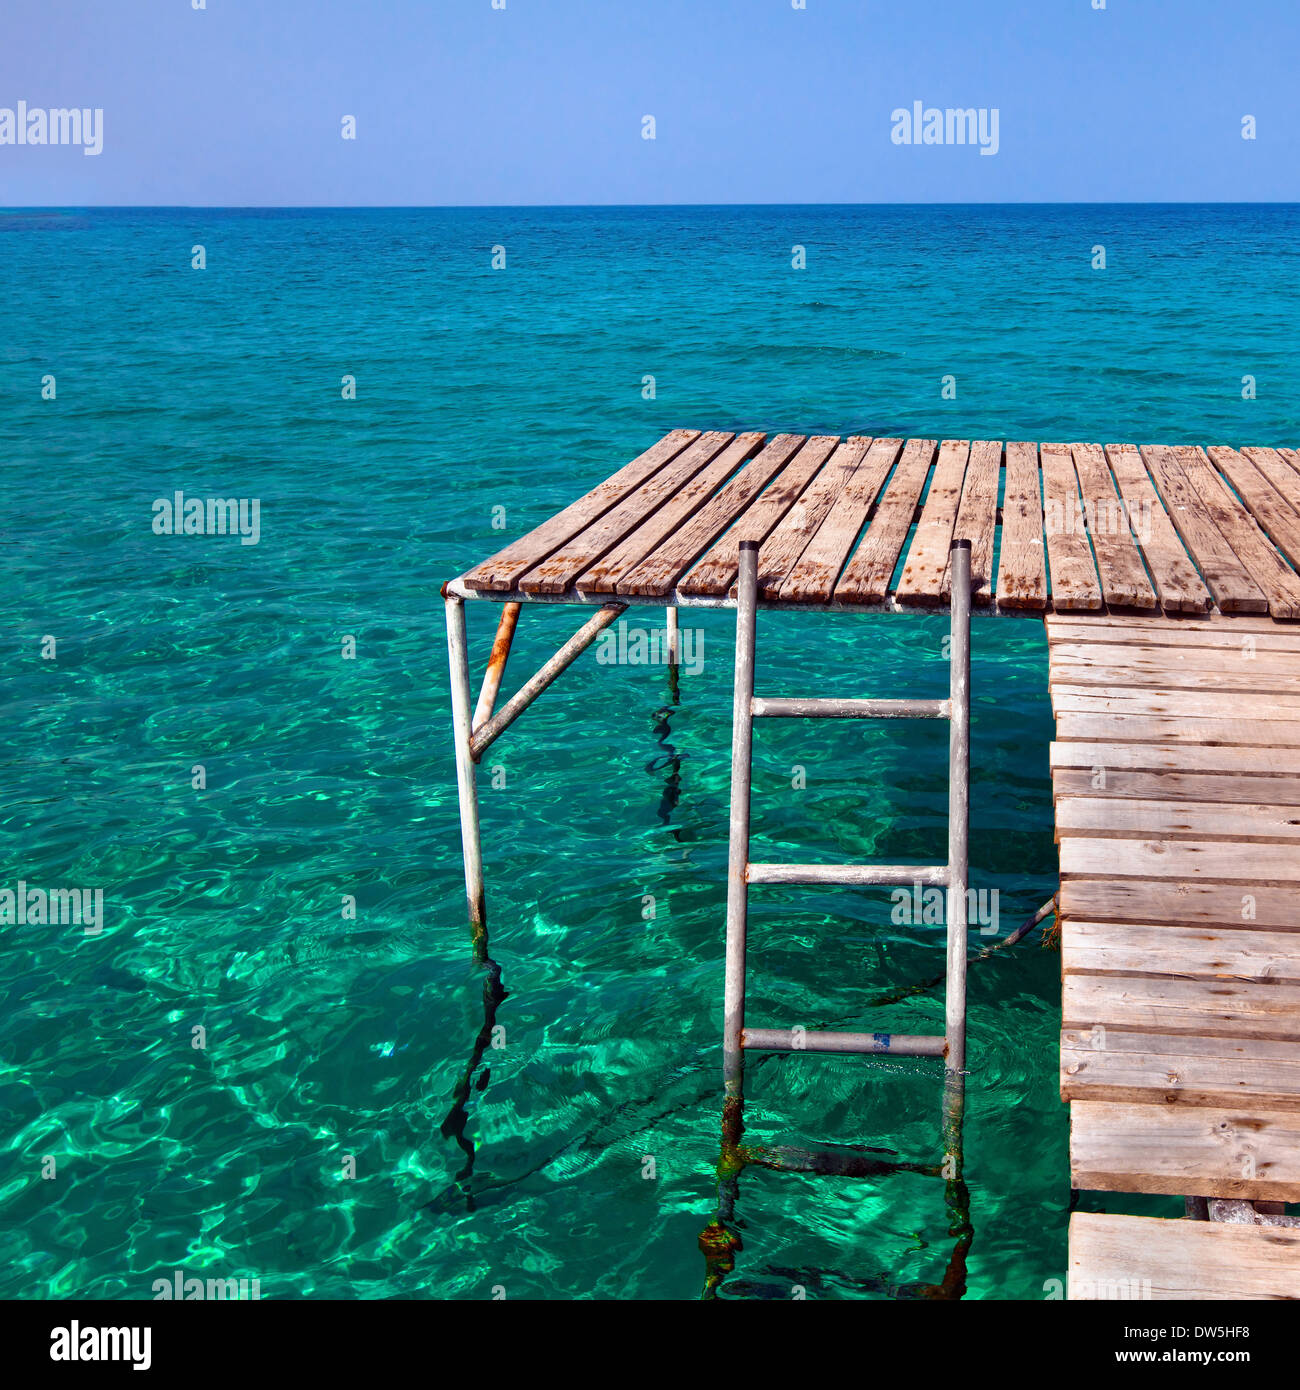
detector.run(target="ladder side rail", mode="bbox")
[944,539,972,1170]
[722,542,760,1136]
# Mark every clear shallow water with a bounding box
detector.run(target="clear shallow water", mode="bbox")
[1,204,1297,1300]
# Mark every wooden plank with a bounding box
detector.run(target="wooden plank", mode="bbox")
[895,439,971,605]
[613,432,806,597]
[1053,766,1300,805]
[1139,632,1300,661]
[1141,445,1268,613]
[1173,445,1300,620]
[947,440,1000,606]
[828,438,933,603]
[1061,922,1300,982]
[1048,660,1300,694]
[1059,878,1300,929]
[1054,609,1293,633]
[1069,1101,1300,1200]
[774,437,906,603]
[1209,446,1300,587]
[1049,740,1300,775]
[1062,1029,1300,1111]
[1049,641,1300,671]
[460,429,700,591]
[996,441,1048,609]
[1104,444,1211,614]
[518,431,737,594]
[1064,972,1300,1038]
[1069,1212,1300,1299]
[1051,632,1300,658]
[673,436,840,598]
[1054,712,1300,746]
[1071,443,1157,608]
[1277,447,1300,484]
[1050,687,1300,723]
[574,432,766,594]
[753,437,871,600]
[1055,797,1300,842]
[1243,446,1300,517]
[1040,443,1102,609]
[1061,835,1300,882]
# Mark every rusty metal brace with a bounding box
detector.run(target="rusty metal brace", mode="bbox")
[443,585,634,942]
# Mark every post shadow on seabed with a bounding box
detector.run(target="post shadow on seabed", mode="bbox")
[427,643,686,1213]
[431,906,507,1211]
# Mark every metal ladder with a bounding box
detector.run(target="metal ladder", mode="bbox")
[717,537,972,1189]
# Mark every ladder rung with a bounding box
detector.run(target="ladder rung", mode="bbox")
[747,863,950,888]
[744,1027,946,1058]
[752,697,949,720]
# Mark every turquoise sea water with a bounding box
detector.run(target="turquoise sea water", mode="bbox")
[2,205,1299,1300]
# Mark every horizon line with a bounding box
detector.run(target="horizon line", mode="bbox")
[3,199,1300,213]
[0,200,1295,215]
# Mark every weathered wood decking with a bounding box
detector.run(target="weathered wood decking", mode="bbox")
[1051,612,1300,1299]
[449,429,1300,1299]
[1069,1213,1300,1300]
[458,431,1300,616]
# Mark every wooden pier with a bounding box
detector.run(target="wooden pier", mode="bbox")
[1051,610,1300,1299]
[445,430,1300,1299]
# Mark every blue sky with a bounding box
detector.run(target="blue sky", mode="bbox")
[1,0,1297,206]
